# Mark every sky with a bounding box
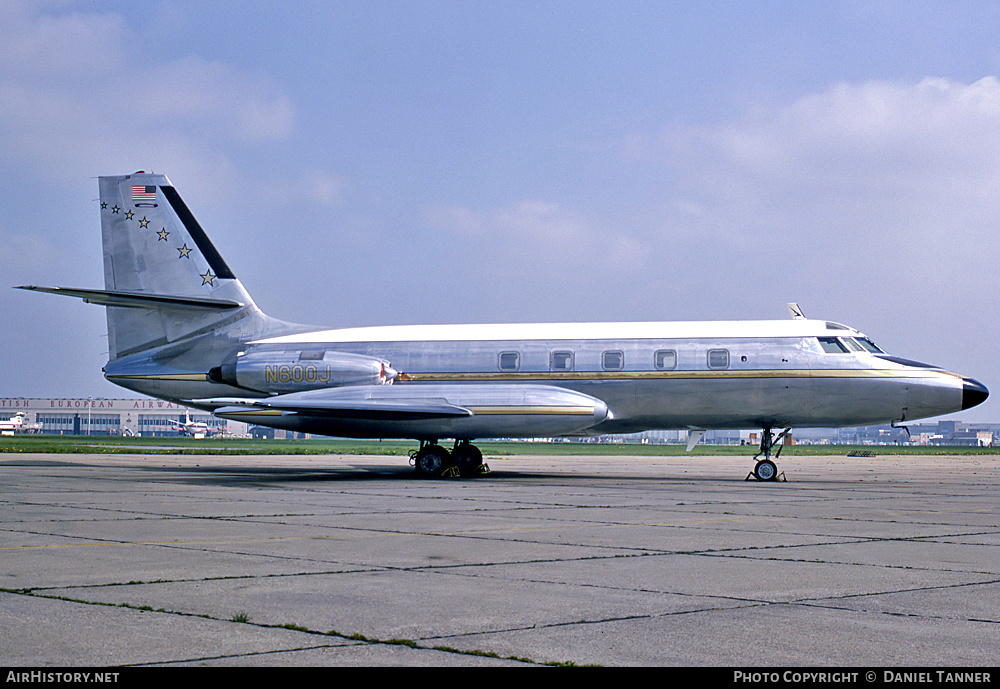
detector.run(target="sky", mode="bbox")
[2,0,999,424]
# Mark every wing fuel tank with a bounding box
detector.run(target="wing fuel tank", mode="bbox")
[212,383,609,439]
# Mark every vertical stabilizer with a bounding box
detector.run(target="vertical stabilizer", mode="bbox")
[99,172,260,359]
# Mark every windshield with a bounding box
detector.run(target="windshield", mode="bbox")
[853,337,883,353]
[817,337,885,354]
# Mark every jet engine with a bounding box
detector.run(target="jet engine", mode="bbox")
[210,348,396,393]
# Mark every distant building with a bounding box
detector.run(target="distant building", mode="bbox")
[0,398,248,437]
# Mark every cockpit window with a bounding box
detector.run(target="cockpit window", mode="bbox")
[854,337,883,353]
[819,336,884,354]
[818,337,849,353]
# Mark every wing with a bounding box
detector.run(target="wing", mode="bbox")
[200,383,609,439]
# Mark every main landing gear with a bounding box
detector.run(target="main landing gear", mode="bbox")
[748,426,789,482]
[411,439,490,478]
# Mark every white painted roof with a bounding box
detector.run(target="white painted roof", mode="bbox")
[256,319,860,345]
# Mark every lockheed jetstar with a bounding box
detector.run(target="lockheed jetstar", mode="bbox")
[18,173,989,480]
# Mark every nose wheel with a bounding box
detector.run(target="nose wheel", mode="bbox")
[753,458,778,481]
[748,427,788,482]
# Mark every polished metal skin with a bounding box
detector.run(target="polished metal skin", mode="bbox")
[18,173,989,471]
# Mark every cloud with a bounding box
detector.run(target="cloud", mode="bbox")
[610,76,1000,388]
[2,3,130,81]
[422,199,650,277]
[416,77,1000,328]
[627,77,1000,275]
[260,169,351,207]
[0,3,295,187]
[722,77,1000,190]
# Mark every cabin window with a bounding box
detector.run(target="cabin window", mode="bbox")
[298,350,325,361]
[707,349,730,370]
[818,337,849,354]
[498,351,520,371]
[550,351,574,371]
[602,350,624,371]
[654,349,677,370]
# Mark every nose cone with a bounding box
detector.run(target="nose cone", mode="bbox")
[962,377,989,411]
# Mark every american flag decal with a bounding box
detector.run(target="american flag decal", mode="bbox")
[132,185,156,203]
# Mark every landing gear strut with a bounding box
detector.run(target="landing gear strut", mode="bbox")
[748,426,788,482]
[411,439,489,478]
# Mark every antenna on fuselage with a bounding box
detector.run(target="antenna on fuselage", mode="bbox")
[787,303,806,319]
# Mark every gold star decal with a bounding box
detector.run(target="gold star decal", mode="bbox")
[200,270,216,286]
[124,209,134,220]
[101,202,107,209]
[139,217,150,228]
[111,205,120,214]
[157,228,169,241]
[177,244,192,259]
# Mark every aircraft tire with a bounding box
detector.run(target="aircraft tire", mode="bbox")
[414,445,451,478]
[453,444,484,477]
[754,459,778,481]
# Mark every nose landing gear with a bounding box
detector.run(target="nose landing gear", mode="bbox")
[748,426,788,482]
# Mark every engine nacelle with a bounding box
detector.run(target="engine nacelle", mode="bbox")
[211,348,396,394]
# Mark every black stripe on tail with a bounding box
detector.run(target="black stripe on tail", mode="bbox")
[160,186,237,280]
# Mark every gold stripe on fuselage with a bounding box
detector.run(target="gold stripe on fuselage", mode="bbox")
[108,368,960,385]
[400,368,961,382]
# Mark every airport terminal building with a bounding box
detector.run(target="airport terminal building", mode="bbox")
[0,398,249,437]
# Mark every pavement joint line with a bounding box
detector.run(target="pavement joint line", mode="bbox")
[792,600,1000,626]
[7,523,997,577]
[0,587,564,667]
[122,642,367,667]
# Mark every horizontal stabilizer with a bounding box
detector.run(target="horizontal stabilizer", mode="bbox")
[16,285,244,310]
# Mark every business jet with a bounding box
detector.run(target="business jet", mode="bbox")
[17,173,988,480]
[162,411,219,438]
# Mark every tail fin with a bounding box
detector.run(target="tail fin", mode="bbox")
[98,172,261,359]
[18,172,309,402]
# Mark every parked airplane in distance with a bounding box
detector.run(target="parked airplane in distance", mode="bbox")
[18,173,989,480]
[152,411,220,438]
[1,412,27,435]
